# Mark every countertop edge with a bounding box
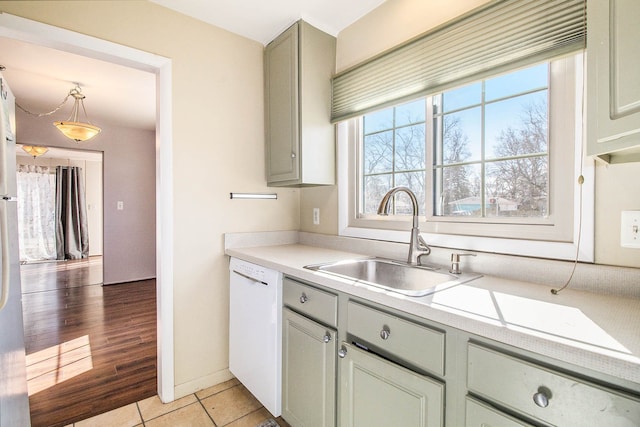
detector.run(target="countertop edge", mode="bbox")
[226,244,640,388]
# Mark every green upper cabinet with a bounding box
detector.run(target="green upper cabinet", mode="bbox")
[265,20,336,186]
[587,0,640,163]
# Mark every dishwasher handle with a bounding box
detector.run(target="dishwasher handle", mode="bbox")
[232,269,268,286]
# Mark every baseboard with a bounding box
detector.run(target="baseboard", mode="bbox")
[173,368,235,400]
[102,276,156,286]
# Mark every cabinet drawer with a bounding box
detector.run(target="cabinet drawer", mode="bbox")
[283,278,337,327]
[347,301,444,376]
[467,343,640,427]
[465,397,533,427]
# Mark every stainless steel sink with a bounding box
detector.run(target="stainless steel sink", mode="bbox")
[304,258,481,297]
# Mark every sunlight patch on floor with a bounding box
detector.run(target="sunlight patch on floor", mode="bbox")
[25,335,93,396]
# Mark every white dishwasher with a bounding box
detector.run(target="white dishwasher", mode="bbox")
[228,257,282,417]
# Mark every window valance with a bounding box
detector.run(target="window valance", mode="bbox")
[331,0,586,122]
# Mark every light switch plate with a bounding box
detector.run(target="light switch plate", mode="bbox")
[621,211,640,248]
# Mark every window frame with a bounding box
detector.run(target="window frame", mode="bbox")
[338,53,594,262]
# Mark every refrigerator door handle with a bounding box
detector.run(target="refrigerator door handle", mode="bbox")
[0,200,9,311]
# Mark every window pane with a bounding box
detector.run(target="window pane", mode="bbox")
[394,171,425,216]
[363,174,392,215]
[437,164,481,217]
[485,157,548,218]
[363,131,393,174]
[395,99,426,127]
[442,107,482,163]
[485,91,548,160]
[485,63,548,101]
[395,124,426,172]
[443,82,481,112]
[364,107,394,133]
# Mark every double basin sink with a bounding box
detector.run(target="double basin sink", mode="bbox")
[304,258,481,297]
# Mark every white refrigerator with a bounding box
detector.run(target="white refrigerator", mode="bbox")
[0,71,31,425]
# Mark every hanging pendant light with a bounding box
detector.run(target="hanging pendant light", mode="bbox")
[22,145,49,158]
[53,85,101,142]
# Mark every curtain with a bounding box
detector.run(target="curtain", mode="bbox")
[16,165,57,261]
[55,166,89,260]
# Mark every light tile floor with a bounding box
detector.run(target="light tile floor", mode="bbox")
[65,378,288,427]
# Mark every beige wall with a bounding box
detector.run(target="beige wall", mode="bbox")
[1,1,300,396]
[300,0,640,269]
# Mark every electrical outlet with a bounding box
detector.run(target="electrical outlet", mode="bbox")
[621,211,640,248]
[117,201,124,211]
[313,208,320,225]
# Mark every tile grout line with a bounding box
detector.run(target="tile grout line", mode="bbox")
[135,401,146,426]
[194,392,219,427]
[239,407,271,426]
[134,395,199,425]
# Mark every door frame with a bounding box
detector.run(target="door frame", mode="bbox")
[0,13,175,402]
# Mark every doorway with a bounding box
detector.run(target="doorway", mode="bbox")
[0,12,175,407]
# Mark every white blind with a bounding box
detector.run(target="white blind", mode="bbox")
[331,0,586,122]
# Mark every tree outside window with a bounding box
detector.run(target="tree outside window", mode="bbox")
[360,62,551,221]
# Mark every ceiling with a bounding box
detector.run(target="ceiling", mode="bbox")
[0,1,386,134]
[0,36,157,132]
[150,0,387,45]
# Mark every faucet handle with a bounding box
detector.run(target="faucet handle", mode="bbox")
[449,252,476,274]
[418,235,430,252]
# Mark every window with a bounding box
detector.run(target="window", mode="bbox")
[362,99,426,216]
[433,63,549,220]
[339,54,594,261]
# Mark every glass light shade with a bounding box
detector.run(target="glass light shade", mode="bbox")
[54,121,101,142]
[22,145,49,157]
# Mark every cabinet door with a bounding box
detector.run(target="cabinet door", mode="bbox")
[587,0,640,160]
[339,342,444,427]
[265,22,299,184]
[465,397,534,427]
[282,308,336,427]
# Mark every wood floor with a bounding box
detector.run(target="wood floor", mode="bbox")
[21,258,157,427]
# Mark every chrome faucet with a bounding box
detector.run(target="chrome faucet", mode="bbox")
[377,186,431,265]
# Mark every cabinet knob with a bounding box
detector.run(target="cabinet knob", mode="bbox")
[380,325,391,340]
[323,334,331,343]
[533,388,551,408]
[291,152,296,159]
[338,346,347,358]
[299,293,308,304]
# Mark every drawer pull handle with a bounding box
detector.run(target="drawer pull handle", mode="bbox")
[322,334,331,343]
[380,325,391,340]
[299,293,308,304]
[338,346,347,358]
[533,388,551,408]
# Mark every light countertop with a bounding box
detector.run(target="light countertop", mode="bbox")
[226,243,640,388]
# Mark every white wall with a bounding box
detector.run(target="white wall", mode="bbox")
[299,0,640,269]
[0,1,301,397]
[84,160,103,257]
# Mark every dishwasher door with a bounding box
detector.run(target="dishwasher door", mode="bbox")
[229,257,282,417]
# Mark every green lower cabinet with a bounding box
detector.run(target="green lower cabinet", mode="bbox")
[338,342,444,427]
[282,308,336,427]
[465,397,534,427]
